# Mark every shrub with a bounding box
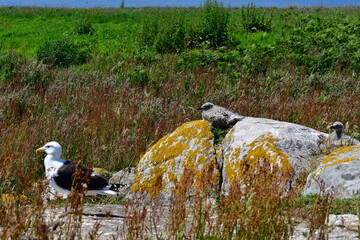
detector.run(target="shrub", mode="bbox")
[36,40,90,67]
[138,0,230,50]
[201,0,230,48]
[128,67,150,87]
[155,20,185,53]
[72,18,95,35]
[139,16,185,53]
[0,53,17,83]
[177,49,224,69]
[240,3,273,32]
[138,18,159,47]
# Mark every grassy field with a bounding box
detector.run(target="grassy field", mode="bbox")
[0,2,359,238]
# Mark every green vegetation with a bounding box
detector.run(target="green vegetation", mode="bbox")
[0,3,359,238]
[298,194,360,215]
[211,125,230,144]
[37,39,90,66]
[240,3,273,32]
[72,18,95,35]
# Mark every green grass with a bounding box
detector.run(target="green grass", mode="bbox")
[1,6,359,71]
[298,194,360,215]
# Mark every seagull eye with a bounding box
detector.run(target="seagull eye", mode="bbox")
[45,146,50,148]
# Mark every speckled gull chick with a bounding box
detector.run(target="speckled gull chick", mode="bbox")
[329,121,360,146]
[36,141,126,196]
[197,102,245,129]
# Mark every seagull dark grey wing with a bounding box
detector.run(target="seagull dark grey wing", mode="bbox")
[53,160,77,191]
[54,160,109,191]
[87,175,110,190]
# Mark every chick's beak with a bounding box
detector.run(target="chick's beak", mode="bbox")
[197,107,204,110]
[36,148,45,154]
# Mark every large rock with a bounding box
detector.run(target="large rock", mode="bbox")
[123,116,360,202]
[303,145,360,198]
[129,118,331,201]
[131,120,219,202]
[221,117,327,192]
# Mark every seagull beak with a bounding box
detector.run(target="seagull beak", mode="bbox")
[36,148,45,153]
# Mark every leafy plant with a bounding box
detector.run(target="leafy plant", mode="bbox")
[201,0,230,47]
[72,18,95,35]
[138,17,159,47]
[36,39,90,67]
[210,125,230,145]
[240,3,273,32]
[155,20,185,53]
[0,53,17,83]
[128,67,150,87]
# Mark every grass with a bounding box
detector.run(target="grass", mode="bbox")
[0,2,359,238]
[298,195,360,215]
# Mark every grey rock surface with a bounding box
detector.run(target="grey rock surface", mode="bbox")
[221,117,327,192]
[34,205,359,239]
[303,145,360,198]
[123,118,359,202]
[291,214,359,240]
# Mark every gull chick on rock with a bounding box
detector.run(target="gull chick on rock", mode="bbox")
[329,121,360,147]
[197,102,245,129]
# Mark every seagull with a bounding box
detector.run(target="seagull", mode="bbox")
[36,141,124,196]
[197,102,245,129]
[329,121,360,146]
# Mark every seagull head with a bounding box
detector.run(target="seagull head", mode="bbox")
[330,121,344,132]
[197,102,215,111]
[36,141,62,159]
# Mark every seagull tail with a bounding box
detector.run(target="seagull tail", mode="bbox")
[102,190,118,195]
[109,183,128,191]
[98,184,128,195]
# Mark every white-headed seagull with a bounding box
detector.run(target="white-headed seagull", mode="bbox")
[36,141,124,196]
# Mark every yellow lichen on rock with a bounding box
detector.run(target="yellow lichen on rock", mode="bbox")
[223,127,235,144]
[224,147,242,185]
[224,133,292,186]
[132,120,216,198]
[320,145,360,169]
[244,133,291,170]
[214,145,223,159]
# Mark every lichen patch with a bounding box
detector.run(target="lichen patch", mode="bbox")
[224,133,292,185]
[319,145,360,171]
[244,133,291,170]
[132,120,217,198]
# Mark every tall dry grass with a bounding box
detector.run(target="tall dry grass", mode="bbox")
[118,160,336,239]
